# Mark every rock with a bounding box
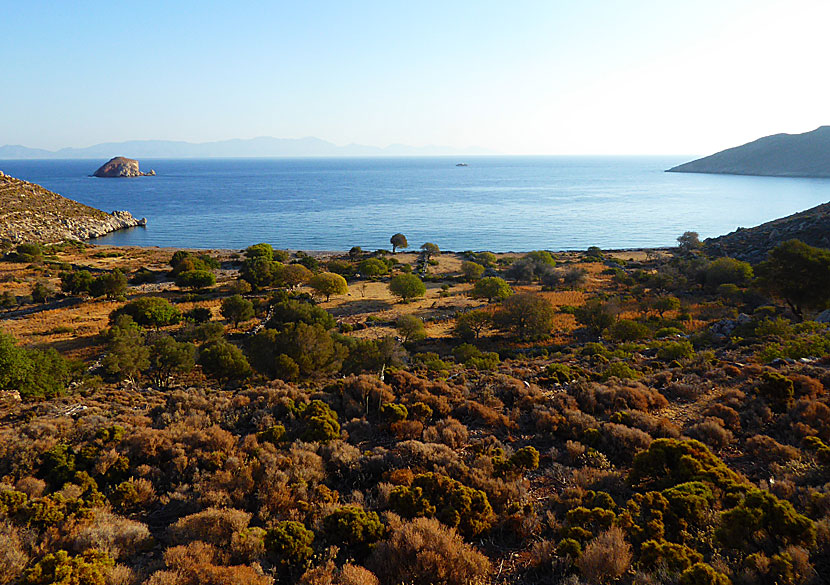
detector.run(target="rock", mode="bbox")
[92,156,155,178]
[815,309,830,324]
[0,173,147,243]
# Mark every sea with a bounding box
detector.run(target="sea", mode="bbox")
[1,156,829,252]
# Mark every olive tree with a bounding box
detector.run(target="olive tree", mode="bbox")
[471,277,511,302]
[494,293,555,339]
[309,272,349,301]
[221,294,255,327]
[388,273,426,302]
[390,233,408,253]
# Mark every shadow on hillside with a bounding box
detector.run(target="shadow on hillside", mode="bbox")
[329,299,393,316]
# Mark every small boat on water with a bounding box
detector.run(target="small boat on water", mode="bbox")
[456,163,468,167]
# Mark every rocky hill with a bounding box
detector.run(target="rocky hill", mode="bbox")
[0,171,146,244]
[92,156,155,178]
[705,199,830,263]
[668,126,830,177]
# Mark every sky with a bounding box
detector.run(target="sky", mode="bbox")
[2,0,830,155]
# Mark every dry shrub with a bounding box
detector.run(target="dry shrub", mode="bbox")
[72,509,153,559]
[300,561,380,585]
[457,400,509,429]
[576,526,632,584]
[529,538,557,569]
[577,381,668,414]
[685,419,733,450]
[617,410,679,438]
[338,563,379,585]
[149,542,272,585]
[367,516,489,585]
[390,420,423,440]
[14,476,46,498]
[789,399,830,441]
[745,435,800,464]
[169,507,252,549]
[338,375,395,419]
[423,418,469,449]
[789,374,825,399]
[107,564,136,585]
[703,404,741,431]
[0,521,28,585]
[600,423,652,464]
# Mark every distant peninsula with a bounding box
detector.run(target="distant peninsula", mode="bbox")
[668,126,830,178]
[93,156,155,178]
[0,137,495,160]
[0,171,145,243]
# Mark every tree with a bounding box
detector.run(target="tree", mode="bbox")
[147,334,196,388]
[396,314,426,343]
[249,323,347,378]
[756,239,830,320]
[348,246,363,261]
[198,340,251,382]
[276,264,313,290]
[420,242,440,260]
[575,299,617,337]
[309,272,348,301]
[460,261,484,281]
[241,257,279,290]
[494,293,555,339]
[102,315,150,382]
[454,310,492,341]
[390,233,408,253]
[61,270,94,295]
[112,297,181,329]
[244,242,274,259]
[30,282,51,304]
[677,231,702,252]
[471,277,511,302]
[175,269,216,290]
[704,257,753,290]
[358,258,388,278]
[221,295,255,328]
[653,295,681,317]
[90,270,128,299]
[267,298,336,330]
[389,273,426,302]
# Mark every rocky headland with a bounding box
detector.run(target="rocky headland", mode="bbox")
[0,172,146,244]
[705,200,830,263]
[92,156,155,178]
[668,126,830,178]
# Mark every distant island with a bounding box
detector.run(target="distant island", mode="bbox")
[667,125,830,177]
[0,137,495,159]
[92,156,155,178]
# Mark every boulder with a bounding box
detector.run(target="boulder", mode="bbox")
[92,157,155,178]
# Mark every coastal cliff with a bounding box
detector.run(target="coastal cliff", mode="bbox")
[0,172,146,243]
[93,156,155,178]
[668,126,830,178]
[705,200,830,263]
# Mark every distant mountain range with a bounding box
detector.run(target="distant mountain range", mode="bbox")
[0,137,495,159]
[668,126,830,178]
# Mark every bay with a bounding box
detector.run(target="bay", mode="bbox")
[1,156,828,252]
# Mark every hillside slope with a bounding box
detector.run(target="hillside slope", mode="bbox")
[0,171,145,244]
[668,126,830,177]
[705,199,830,263]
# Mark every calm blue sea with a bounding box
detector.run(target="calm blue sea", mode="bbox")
[1,156,829,252]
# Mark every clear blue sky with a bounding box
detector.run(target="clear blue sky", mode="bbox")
[2,0,829,154]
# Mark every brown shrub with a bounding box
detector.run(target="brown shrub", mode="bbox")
[169,507,252,550]
[685,419,733,450]
[72,509,153,559]
[14,476,45,498]
[745,435,800,464]
[789,399,830,441]
[703,404,741,431]
[150,542,272,585]
[0,521,28,585]
[367,516,489,585]
[390,420,424,440]
[576,526,632,584]
[789,374,824,399]
[423,418,469,449]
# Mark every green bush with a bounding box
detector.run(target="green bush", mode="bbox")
[390,472,494,537]
[265,520,314,571]
[470,276,511,302]
[677,562,731,585]
[608,319,650,341]
[301,399,341,442]
[111,297,181,329]
[389,273,427,302]
[757,371,794,411]
[655,340,694,361]
[22,549,114,585]
[322,506,384,557]
[175,269,216,290]
[198,340,251,381]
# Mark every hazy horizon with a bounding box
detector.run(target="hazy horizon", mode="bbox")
[3,1,830,155]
